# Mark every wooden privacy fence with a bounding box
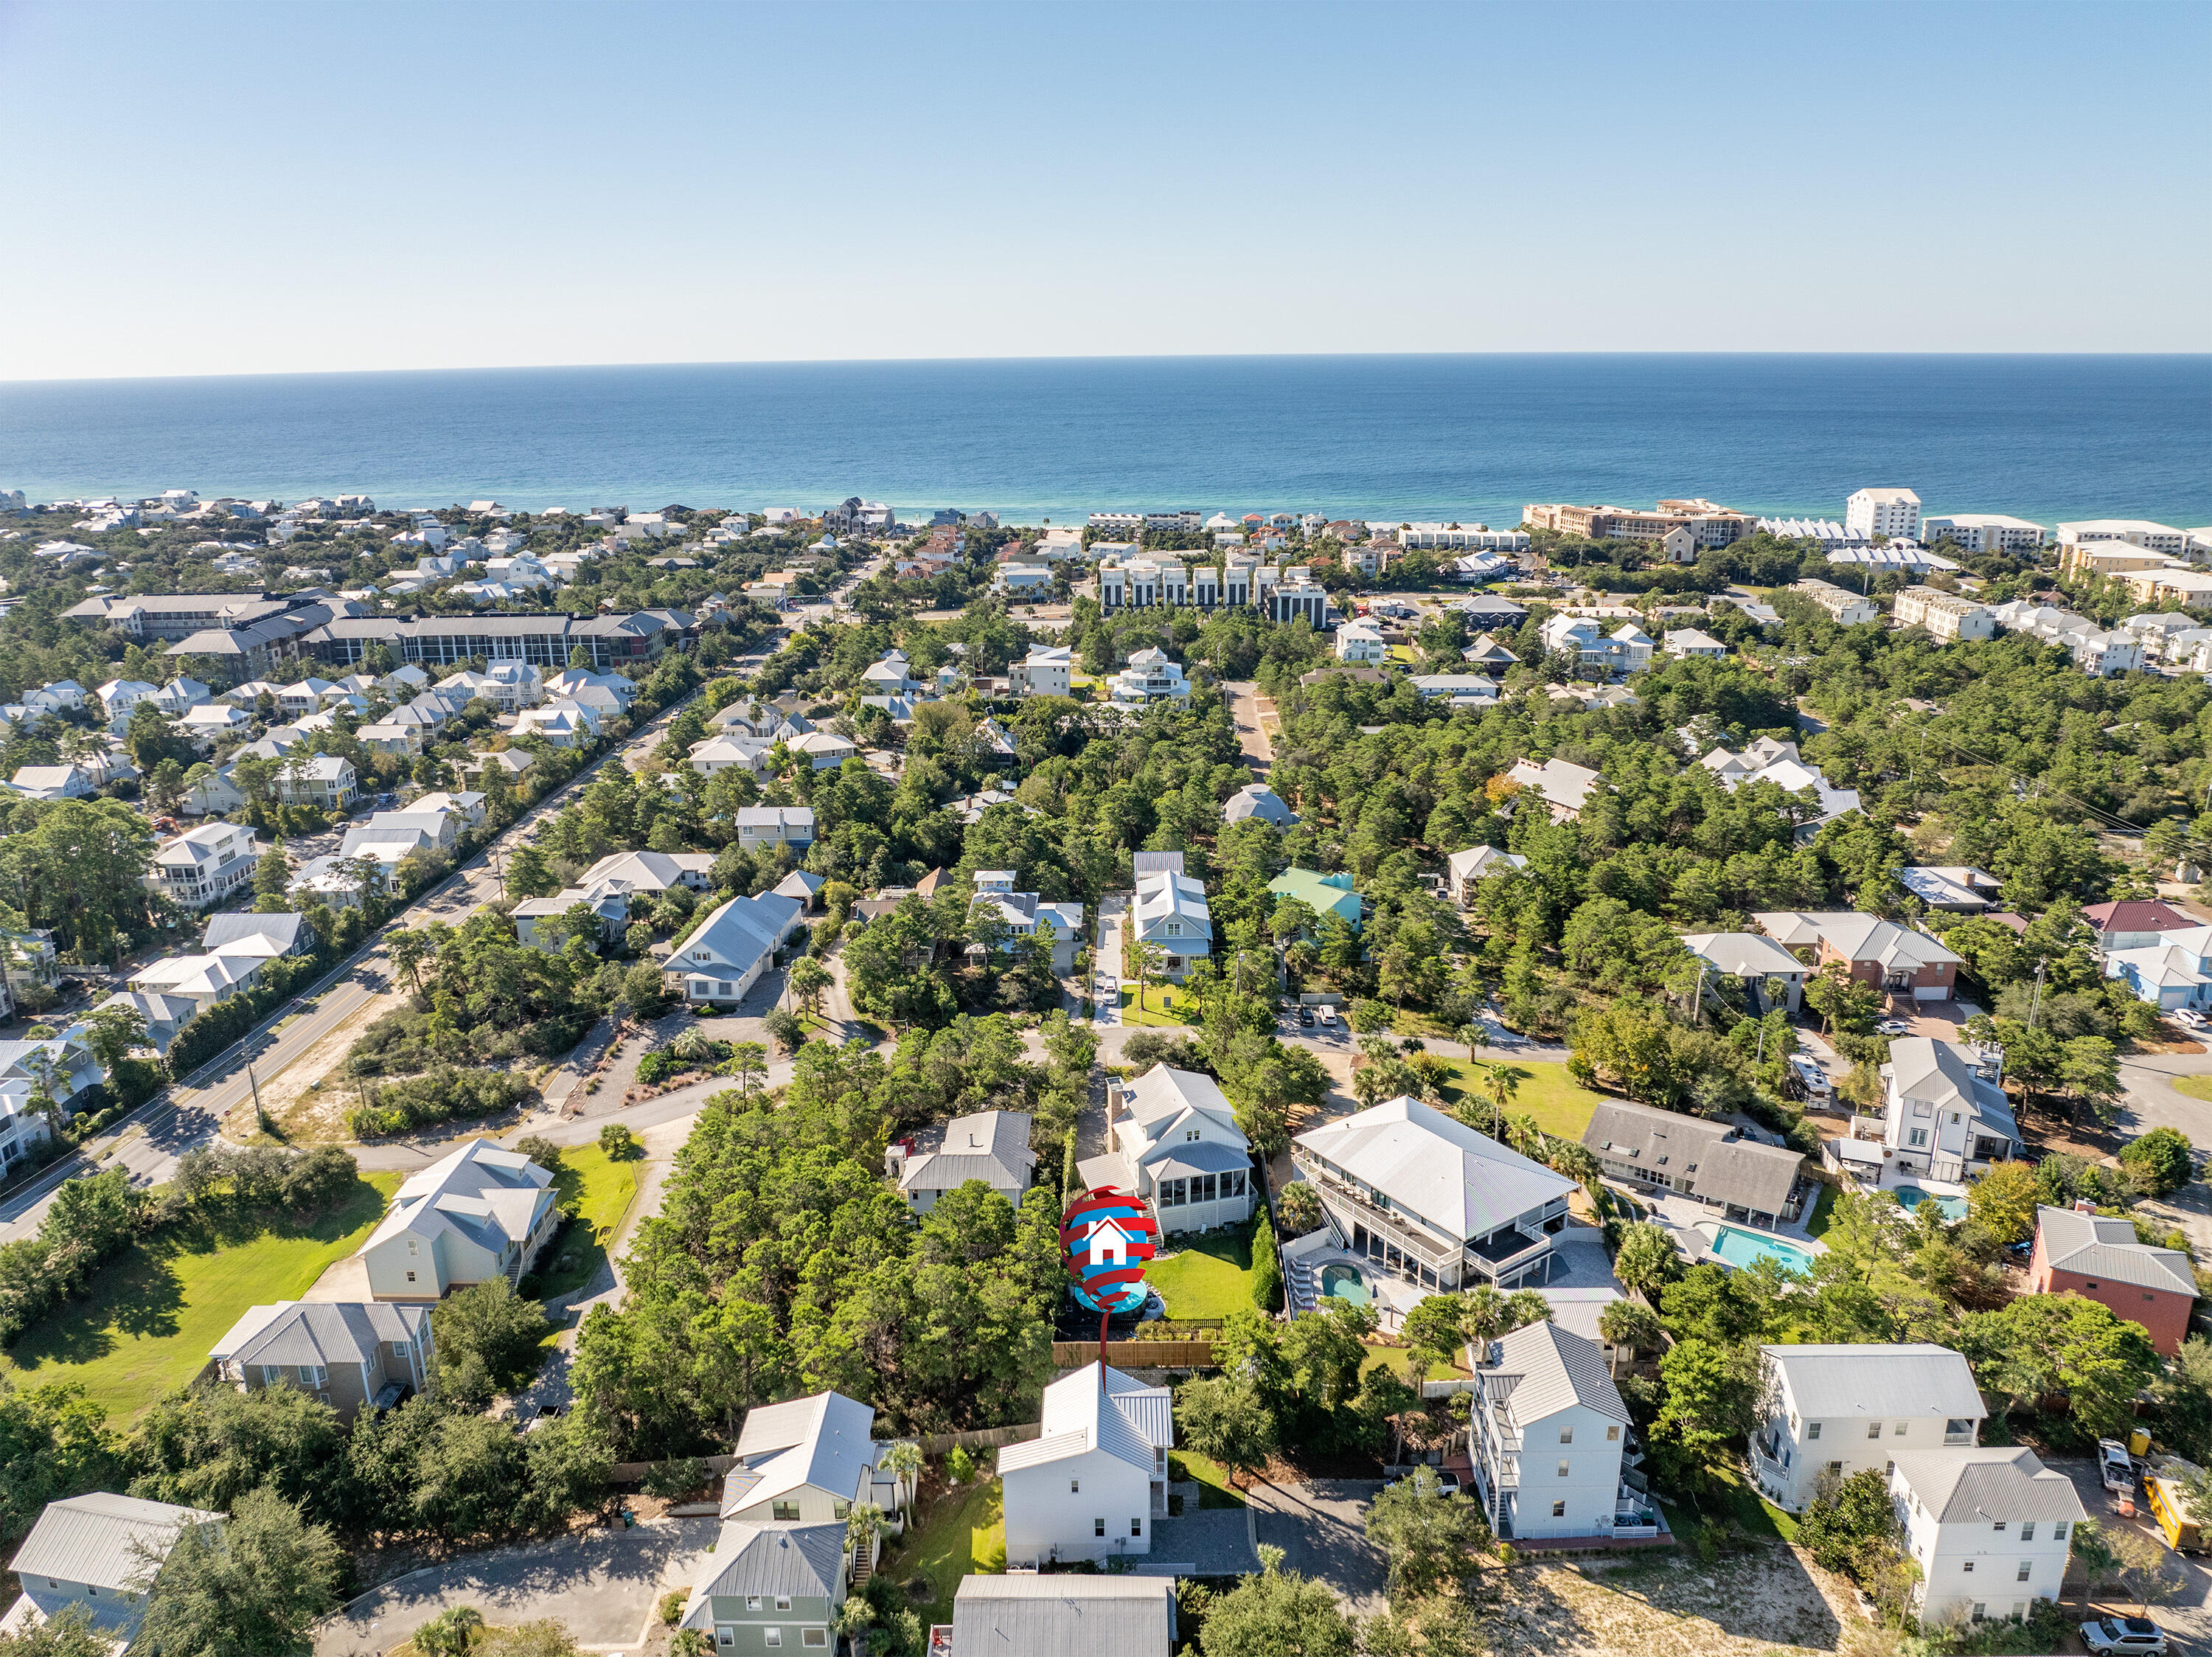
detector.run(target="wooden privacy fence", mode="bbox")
[1053,1339,1217,1369]
[908,1422,1043,1455]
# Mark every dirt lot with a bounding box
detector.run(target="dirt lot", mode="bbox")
[248,984,412,1144]
[1486,1548,1868,1657]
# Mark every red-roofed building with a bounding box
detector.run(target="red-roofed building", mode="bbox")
[2083,899,2198,952]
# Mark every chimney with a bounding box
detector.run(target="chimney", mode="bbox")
[2075,1198,2096,1215]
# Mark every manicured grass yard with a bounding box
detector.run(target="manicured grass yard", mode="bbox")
[1437,1060,1609,1141]
[1143,1221,1256,1317]
[880,1477,1004,1631]
[1169,1450,1246,1509]
[1119,984,1194,1027]
[530,1145,641,1300]
[2173,1074,2212,1102]
[1804,1182,1841,1239]
[0,1171,399,1421]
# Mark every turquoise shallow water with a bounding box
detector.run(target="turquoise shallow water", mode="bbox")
[1,354,2205,525]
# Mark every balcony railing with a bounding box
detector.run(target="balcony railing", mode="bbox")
[1293,1155,1459,1269]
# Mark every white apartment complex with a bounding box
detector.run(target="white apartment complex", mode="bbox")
[1790,578,1882,625]
[1891,586,1995,642]
[1846,487,1921,540]
[1921,513,2048,554]
[2055,518,2191,558]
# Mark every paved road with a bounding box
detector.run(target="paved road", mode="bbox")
[1223,679,1273,777]
[0,674,723,1244]
[315,1516,718,1657]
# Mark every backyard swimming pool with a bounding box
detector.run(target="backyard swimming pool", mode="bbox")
[1321,1262,1371,1305]
[1709,1224,1819,1275]
[1893,1185,1969,1222]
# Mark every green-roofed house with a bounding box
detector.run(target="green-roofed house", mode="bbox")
[1268,866,1363,932]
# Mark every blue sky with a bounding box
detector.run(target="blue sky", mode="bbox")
[0,0,2204,378]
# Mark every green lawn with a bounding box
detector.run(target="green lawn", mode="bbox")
[1436,1060,1609,1140]
[1169,1450,1247,1509]
[1119,984,1194,1028]
[1804,1183,1841,1239]
[1660,1463,1798,1545]
[529,1145,641,1300]
[1144,1221,1256,1317]
[879,1478,1004,1630]
[2173,1075,2212,1102]
[0,1172,400,1421]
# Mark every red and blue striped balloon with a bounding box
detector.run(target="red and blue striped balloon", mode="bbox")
[1060,1186,1161,1314]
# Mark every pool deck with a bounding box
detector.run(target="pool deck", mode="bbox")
[1695,1217,1826,1271]
[1615,1180,1826,1271]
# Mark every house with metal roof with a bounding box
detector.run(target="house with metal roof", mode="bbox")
[1222,782,1295,827]
[939,1574,1176,1657]
[1445,844,1526,908]
[1130,866,1212,978]
[968,872,1084,971]
[1506,756,1601,821]
[2028,1203,2197,1355]
[1265,864,1361,932]
[209,1299,432,1420]
[664,890,804,1008]
[1877,1036,2020,1189]
[1896,865,2003,912]
[1682,930,1809,1013]
[1000,1362,1173,1569]
[1890,1446,2086,1625]
[678,1521,849,1653]
[202,910,315,957]
[359,1139,559,1301]
[1468,1320,1646,1543]
[1292,1096,1575,1295]
[891,1110,1036,1215]
[1582,1098,1806,1229]
[2,1492,223,1645]
[719,1392,911,1561]
[1750,1343,1986,1512]
[1085,1063,1253,1237]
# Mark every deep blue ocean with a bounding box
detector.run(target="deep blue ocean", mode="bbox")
[1,355,2205,527]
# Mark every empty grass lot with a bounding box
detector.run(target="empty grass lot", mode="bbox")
[0,1170,400,1421]
[1143,1221,1256,1318]
[528,1145,641,1301]
[2172,1074,2212,1102]
[1169,1450,1247,1508]
[1437,1060,1609,1140]
[1118,984,1194,1027]
[880,1477,1004,1631]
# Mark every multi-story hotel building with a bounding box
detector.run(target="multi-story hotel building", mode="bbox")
[1523,499,1754,549]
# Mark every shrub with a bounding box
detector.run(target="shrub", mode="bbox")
[642,1457,706,1499]
[2121,1126,2194,1197]
[945,1445,975,1484]
[598,1123,640,1160]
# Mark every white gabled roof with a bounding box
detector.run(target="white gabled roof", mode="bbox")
[7,1493,223,1594]
[1481,1319,1630,1426]
[1120,1063,1241,1143]
[998,1362,1168,1478]
[723,1391,880,1516]
[1761,1342,1985,1420]
[1294,1096,1574,1240]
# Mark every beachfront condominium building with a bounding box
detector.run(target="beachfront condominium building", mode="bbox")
[1891,587,1995,642]
[1921,514,2048,554]
[2055,519,2193,563]
[1395,524,1531,553]
[1522,499,1754,549]
[1846,487,1921,540]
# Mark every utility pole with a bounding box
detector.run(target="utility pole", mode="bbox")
[2028,959,2047,1029]
[1689,961,1710,1026]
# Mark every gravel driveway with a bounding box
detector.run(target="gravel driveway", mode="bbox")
[1249,1478,1391,1616]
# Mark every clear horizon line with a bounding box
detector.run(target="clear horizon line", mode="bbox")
[4,347,2210,389]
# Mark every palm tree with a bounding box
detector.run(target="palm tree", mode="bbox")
[1503,1112,1544,1160]
[416,1605,485,1657]
[1455,1021,1488,1063]
[879,1440,923,1515]
[1474,1062,1523,1139]
[670,1631,713,1657]
[844,1501,887,1577]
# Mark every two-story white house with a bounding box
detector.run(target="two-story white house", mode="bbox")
[1084,1063,1254,1236]
[1131,866,1212,979]
[998,1361,1173,1569]
[968,872,1084,973]
[1009,645,1072,698]
[735,806,817,850]
[1335,623,1388,664]
[717,1390,913,1588]
[1879,1037,2022,1191]
[1468,1319,1649,1543]
[4,1493,223,1647]
[359,1139,560,1301]
[664,890,805,1009]
[1750,1343,1986,1512]
[889,1110,1036,1215]
[146,822,261,911]
[1890,1446,2085,1628]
